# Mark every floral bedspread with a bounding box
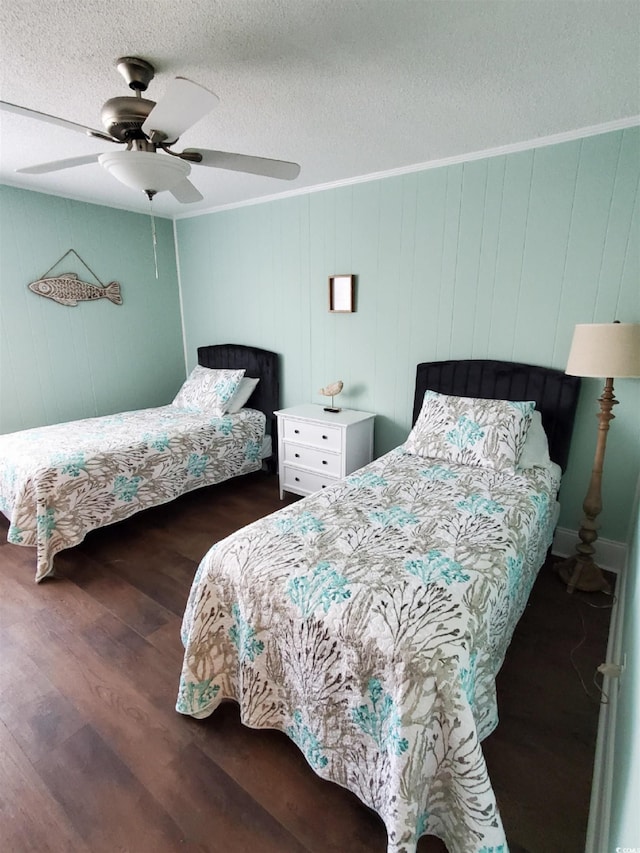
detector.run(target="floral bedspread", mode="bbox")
[0,405,265,581]
[177,447,560,853]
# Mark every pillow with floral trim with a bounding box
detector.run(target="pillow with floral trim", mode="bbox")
[405,390,535,471]
[172,366,245,416]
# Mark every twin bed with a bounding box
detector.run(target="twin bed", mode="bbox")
[0,343,279,581]
[176,358,580,853]
[1,349,580,853]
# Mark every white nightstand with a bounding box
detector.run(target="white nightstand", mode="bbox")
[275,404,375,499]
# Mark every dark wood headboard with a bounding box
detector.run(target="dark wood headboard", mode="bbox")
[197,343,280,468]
[413,359,581,472]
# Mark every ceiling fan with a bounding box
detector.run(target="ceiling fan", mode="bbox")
[0,56,301,203]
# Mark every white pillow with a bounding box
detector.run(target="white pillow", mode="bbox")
[225,376,260,414]
[516,410,553,471]
[172,365,245,416]
[405,390,534,471]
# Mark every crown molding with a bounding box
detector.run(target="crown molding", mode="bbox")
[174,116,640,220]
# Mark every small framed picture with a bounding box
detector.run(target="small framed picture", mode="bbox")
[328,274,355,313]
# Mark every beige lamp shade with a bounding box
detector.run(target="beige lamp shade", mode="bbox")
[566,322,640,378]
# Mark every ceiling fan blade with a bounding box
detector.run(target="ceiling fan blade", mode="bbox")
[170,178,204,204]
[185,149,300,181]
[17,154,101,175]
[0,100,116,142]
[142,78,219,144]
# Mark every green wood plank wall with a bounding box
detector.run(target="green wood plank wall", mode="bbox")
[0,187,185,433]
[176,127,640,543]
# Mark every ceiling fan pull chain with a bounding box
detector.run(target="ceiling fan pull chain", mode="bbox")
[146,192,159,280]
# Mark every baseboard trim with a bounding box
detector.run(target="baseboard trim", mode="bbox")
[551,527,626,574]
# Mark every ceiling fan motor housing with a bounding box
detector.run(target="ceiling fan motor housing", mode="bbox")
[101,96,156,141]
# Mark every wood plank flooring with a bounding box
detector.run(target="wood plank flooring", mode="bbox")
[0,472,613,852]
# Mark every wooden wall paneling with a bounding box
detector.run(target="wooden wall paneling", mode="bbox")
[308,190,335,406]
[185,213,221,368]
[322,189,345,393]
[471,155,507,358]
[267,201,290,402]
[177,214,214,371]
[298,196,313,407]
[214,210,246,340]
[371,178,405,449]
[269,202,287,350]
[332,187,358,414]
[614,192,639,319]
[488,149,535,361]
[597,128,639,320]
[249,205,274,343]
[549,133,639,539]
[513,142,581,365]
[393,175,420,435]
[435,163,463,361]
[451,160,488,359]
[1,193,51,429]
[559,135,623,325]
[347,181,384,418]
[0,302,25,429]
[280,197,311,408]
[406,168,448,380]
[305,192,323,405]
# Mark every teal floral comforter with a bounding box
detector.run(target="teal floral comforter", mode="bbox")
[177,447,561,853]
[0,405,266,581]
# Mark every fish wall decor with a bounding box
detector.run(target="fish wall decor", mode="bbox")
[28,274,123,307]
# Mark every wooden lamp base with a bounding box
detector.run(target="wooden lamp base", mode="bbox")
[558,375,616,595]
[556,555,611,594]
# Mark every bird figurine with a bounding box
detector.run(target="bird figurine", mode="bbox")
[319,380,344,413]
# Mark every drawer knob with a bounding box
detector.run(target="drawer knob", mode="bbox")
[322,434,328,440]
[295,453,300,458]
[321,484,326,489]
[295,476,300,482]
[294,429,300,434]
[322,460,328,465]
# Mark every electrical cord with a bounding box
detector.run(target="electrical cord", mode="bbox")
[568,591,617,706]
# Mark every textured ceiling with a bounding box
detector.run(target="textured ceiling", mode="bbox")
[0,0,638,218]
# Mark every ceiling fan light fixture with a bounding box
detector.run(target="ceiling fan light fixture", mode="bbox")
[98,150,190,194]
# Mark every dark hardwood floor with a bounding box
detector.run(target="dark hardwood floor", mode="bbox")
[0,472,612,852]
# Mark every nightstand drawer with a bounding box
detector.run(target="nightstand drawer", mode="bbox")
[282,419,342,452]
[282,465,335,495]
[283,443,342,476]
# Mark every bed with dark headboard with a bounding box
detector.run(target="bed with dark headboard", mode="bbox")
[0,343,281,581]
[198,343,280,470]
[177,358,581,853]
